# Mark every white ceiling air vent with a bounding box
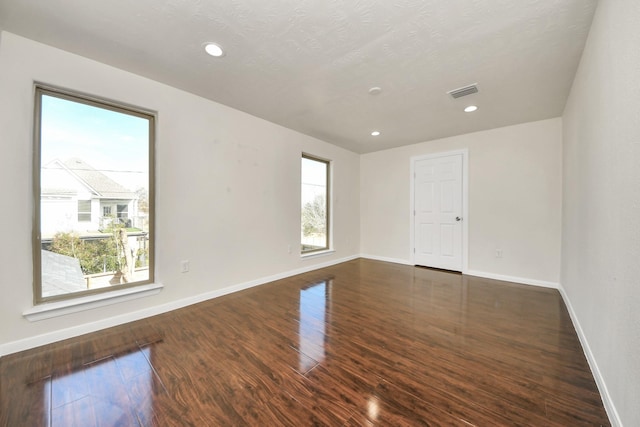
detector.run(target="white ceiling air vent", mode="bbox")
[447,83,479,99]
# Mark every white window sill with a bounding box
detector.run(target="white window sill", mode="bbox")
[23,283,164,322]
[301,249,335,259]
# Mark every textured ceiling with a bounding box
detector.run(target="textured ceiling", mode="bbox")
[0,0,597,153]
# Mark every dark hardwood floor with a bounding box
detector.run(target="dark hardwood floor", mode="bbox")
[0,259,610,426]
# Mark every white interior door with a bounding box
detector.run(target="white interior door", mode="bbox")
[413,153,463,271]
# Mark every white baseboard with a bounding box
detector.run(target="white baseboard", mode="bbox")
[557,284,621,427]
[360,259,560,291]
[0,254,359,356]
[360,254,413,266]
[465,269,559,289]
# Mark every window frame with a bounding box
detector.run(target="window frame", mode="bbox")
[32,84,156,305]
[300,153,331,255]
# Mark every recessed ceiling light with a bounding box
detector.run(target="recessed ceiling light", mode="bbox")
[368,87,382,96]
[371,131,381,136]
[464,105,478,113]
[204,43,224,57]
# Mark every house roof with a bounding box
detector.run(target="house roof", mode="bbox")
[62,158,136,200]
[41,249,87,297]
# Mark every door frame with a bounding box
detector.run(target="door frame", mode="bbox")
[410,149,469,273]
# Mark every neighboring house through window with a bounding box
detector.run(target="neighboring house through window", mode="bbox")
[34,85,155,303]
[41,157,139,233]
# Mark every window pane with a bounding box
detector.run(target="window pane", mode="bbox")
[301,155,329,253]
[35,87,154,302]
[77,200,91,222]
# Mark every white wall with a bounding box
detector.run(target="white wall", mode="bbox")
[361,118,562,285]
[562,0,640,425]
[0,32,360,353]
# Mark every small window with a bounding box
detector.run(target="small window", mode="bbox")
[117,204,128,219]
[34,85,155,304]
[77,200,91,222]
[301,154,330,253]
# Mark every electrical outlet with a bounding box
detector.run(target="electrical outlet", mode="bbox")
[495,249,503,258]
[181,260,190,273]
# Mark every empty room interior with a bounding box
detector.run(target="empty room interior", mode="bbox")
[0,0,638,425]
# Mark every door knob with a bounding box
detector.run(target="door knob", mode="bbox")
[455,216,462,221]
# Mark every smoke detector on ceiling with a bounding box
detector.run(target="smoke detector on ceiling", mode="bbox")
[447,83,479,99]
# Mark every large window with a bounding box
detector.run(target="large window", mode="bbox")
[301,154,330,253]
[34,85,154,303]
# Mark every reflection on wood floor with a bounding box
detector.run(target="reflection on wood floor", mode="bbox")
[0,259,610,426]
